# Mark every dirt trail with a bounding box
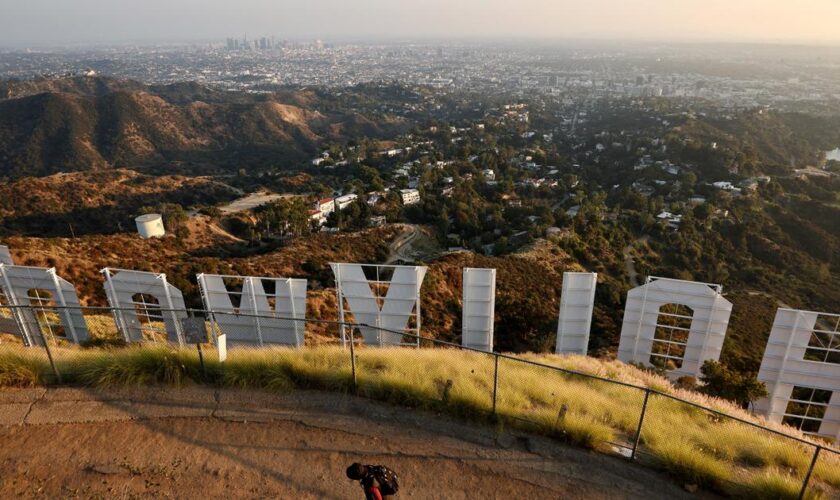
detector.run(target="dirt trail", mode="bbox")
[623,235,650,287]
[0,387,712,499]
[219,191,303,214]
[204,218,245,243]
[623,244,639,287]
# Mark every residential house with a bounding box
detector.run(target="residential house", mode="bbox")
[316,198,335,218]
[400,188,421,205]
[335,194,358,210]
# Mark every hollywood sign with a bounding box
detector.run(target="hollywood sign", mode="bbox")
[0,250,838,441]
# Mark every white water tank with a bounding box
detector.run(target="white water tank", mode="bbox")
[135,214,165,239]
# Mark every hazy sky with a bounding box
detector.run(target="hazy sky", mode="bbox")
[2,0,840,47]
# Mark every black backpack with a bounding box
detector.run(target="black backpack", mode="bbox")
[369,466,399,495]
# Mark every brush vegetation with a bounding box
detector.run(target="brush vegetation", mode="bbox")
[0,344,838,498]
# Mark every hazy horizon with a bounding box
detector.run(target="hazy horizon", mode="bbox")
[2,0,840,48]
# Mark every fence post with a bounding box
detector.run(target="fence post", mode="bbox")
[492,353,500,416]
[799,445,821,500]
[187,310,207,380]
[38,326,62,384]
[631,389,651,460]
[348,326,358,393]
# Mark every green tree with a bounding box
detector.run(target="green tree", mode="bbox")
[693,203,713,221]
[698,360,767,409]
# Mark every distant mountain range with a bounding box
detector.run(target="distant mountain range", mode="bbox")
[0,77,404,178]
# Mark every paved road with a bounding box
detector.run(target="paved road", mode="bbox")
[0,387,711,499]
[386,224,421,264]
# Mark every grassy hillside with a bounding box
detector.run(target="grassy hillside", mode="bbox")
[1,344,836,498]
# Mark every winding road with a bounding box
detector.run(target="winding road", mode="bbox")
[386,224,424,264]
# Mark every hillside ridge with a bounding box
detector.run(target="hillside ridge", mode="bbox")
[0,76,403,177]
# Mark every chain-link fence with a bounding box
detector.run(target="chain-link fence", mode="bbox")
[813,446,840,498]
[495,354,648,452]
[0,303,838,498]
[636,391,834,497]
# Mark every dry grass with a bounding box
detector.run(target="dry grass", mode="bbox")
[743,469,820,500]
[0,347,52,386]
[648,437,734,491]
[0,344,838,498]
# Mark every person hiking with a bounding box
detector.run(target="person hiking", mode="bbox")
[346,462,399,500]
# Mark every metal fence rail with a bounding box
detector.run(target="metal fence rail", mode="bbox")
[0,303,838,498]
